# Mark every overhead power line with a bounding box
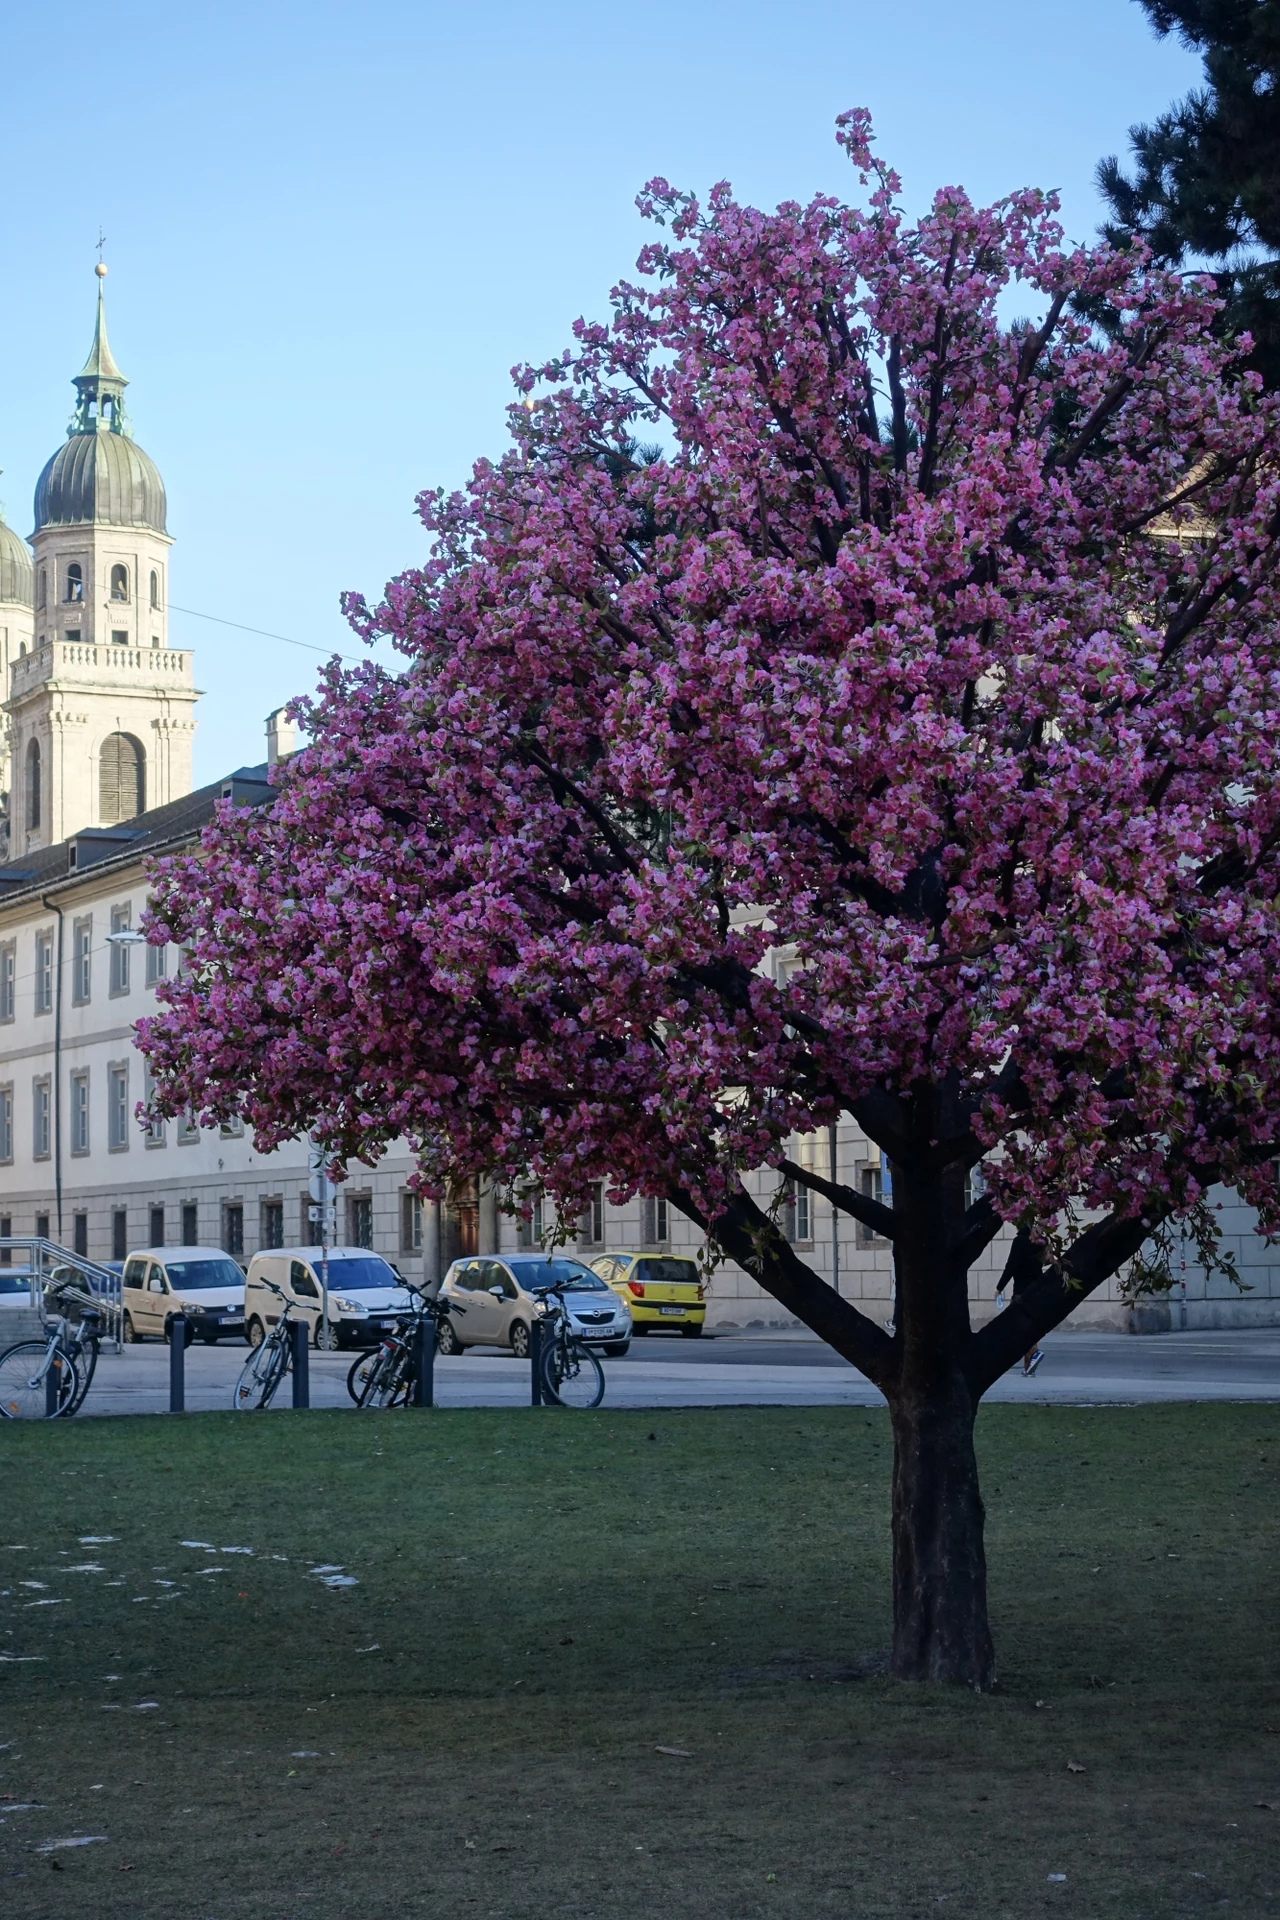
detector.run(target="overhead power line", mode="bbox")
[168,603,370,663]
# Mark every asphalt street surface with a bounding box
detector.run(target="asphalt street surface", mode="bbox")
[31,1325,1280,1418]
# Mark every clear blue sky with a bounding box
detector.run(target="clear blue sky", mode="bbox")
[0,0,1200,783]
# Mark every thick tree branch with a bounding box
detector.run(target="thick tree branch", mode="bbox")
[779,1156,896,1239]
[967,1210,1158,1393]
[675,1182,897,1388]
[951,1194,1006,1269]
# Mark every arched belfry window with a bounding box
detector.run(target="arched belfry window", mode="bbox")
[65,563,83,604]
[25,739,41,831]
[149,569,160,608]
[99,733,145,824]
[38,568,47,609]
[110,564,129,602]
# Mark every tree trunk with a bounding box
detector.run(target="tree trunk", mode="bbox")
[887,1367,995,1689]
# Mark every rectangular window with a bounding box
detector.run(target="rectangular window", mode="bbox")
[0,1214,9,1263]
[260,1199,284,1250]
[516,1186,545,1249]
[301,1195,321,1246]
[857,1165,888,1248]
[70,1072,89,1155]
[963,1163,986,1214]
[72,917,92,1003]
[347,1194,373,1249]
[178,1109,199,1145]
[73,1214,88,1258]
[0,941,16,1022]
[107,1064,129,1151]
[35,1212,49,1241]
[143,1066,165,1147]
[35,930,53,1014]
[109,904,132,995]
[149,1205,165,1248]
[782,1178,810,1245]
[642,1195,668,1245]
[0,1087,12,1165]
[400,1192,423,1253]
[32,1078,51,1160]
[181,1201,198,1246]
[578,1182,604,1246]
[222,1203,244,1258]
[111,1209,128,1261]
[219,1115,244,1139]
[145,939,169,987]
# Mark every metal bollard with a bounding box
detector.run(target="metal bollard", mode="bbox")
[291,1319,310,1408]
[45,1357,60,1419]
[169,1317,186,1413]
[412,1317,434,1408]
[529,1315,544,1407]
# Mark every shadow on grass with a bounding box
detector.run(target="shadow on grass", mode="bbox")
[0,1404,1275,1917]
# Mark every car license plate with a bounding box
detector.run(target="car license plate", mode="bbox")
[218,1316,241,1325]
[659,1305,685,1316]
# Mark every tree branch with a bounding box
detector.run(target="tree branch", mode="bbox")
[779,1156,896,1239]
[967,1210,1158,1394]
[676,1182,897,1388]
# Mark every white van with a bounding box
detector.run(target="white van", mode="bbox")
[120,1247,247,1345]
[243,1246,414,1351]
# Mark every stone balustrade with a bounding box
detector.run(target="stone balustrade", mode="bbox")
[9,639,193,697]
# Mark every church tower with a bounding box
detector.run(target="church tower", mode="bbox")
[6,265,196,853]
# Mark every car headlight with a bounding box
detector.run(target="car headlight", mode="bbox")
[181,1301,206,1316]
[331,1297,360,1313]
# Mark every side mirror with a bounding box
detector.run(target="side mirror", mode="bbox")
[489,1285,505,1299]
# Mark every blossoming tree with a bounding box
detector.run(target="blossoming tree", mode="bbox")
[141,114,1280,1688]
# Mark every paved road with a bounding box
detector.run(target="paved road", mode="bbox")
[43,1326,1280,1417]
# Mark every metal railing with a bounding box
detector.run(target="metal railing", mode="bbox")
[0,1238,122,1348]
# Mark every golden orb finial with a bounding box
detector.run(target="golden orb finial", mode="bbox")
[95,260,108,279]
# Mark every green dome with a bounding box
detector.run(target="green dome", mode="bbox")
[34,430,168,535]
[33,275,168,537]
[0,517,32,606]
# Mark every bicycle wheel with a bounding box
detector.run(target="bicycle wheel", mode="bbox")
[361,1345,412,1408]
[347,1350,379,1404]
[66,1338,99,1415]
[541,1337,605,1410]
[234,1337,286,1411]
[0,1344,79,1420]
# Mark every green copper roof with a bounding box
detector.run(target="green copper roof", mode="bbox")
[32,269,166,535]
[0,514,33,606]
[76,285,126,387]
[34,432,167,534]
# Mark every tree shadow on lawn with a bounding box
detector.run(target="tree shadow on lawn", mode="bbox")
[0,1404,1274,1917]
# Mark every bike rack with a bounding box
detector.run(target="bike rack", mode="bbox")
[0,1237,123,1352]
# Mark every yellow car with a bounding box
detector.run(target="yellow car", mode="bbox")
[589,1251,706,1336]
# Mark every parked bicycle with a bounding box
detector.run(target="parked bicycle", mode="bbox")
[346,1284,466,1408]
[531,1281,606,1409]
[0,1285,103,1419]
[233,1279,301,1411]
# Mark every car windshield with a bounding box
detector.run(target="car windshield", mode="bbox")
[637,1258,700,1286]
[0,1275,30,1296]
[325,1257,402,1293]
[510,1259,608,1293]
[163,1259,244,1290]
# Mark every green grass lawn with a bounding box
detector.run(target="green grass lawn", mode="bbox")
[0,1403,1276,1918]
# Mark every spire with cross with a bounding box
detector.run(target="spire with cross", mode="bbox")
[70,256,129,437]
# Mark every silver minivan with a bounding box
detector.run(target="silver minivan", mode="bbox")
[121,1247,246,1345]
[244,1246,414,1350]
[437,1253,632,1357]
